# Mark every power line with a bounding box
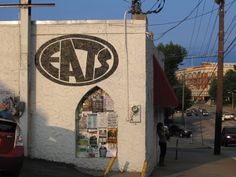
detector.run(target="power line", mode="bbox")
[192,0,206,55]
[204,13,218,56]
[225,35,236,55]
[145,0,165,14]
[188,0,200,64]
[147,0,160,12]
[154,0,203,41]
[148,0,234,27]
[225,43,236,57]
[199,2,215,56]
[224,14,236,44]
[141,0,147,4]
[121,0,130,3]
[162,53,217,60]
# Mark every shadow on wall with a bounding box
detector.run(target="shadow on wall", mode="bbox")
[0,81,132,174]
[29,86,124,173]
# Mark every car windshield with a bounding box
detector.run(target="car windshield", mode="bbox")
[225,128,236,134]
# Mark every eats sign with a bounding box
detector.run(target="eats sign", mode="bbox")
[35,34,119,86]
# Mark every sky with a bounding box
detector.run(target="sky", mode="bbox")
[0,0,236,67]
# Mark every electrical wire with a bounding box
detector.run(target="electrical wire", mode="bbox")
[225,42,236,57]
[225,0,236,13]
[199,2,215,56]
[148,0,234,27]
[121,0,130,3]
[204,13,218,56]
[175,1,236,102]
[159,53,218,61]
[144,0,165,14]
[147,0,160,12]
[224,15,236,44]
[141,0,147,4]
[186,0,235,100]
[225,35,236,55]
[192,0,206,55]
[188,0,200,66]
[154,0,203,41]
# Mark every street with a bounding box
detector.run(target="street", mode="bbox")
[184,105,236,160]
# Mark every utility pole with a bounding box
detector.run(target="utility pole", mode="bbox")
[214,0,224,155]
[0,0,54,156]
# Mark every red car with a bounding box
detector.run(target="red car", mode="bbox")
[0,118,24,177]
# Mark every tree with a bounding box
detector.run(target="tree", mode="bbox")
[223,69,236,103]
[209,69,236,103]
[209,79,217,102]
[157,42,187,85]
[157,42,192,114]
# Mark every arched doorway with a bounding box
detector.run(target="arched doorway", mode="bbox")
[75,86,118,158]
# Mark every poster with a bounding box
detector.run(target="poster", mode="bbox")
[107,128,117,144]
[97,112,108,128]
[79,113,88,129]
[103,95,114,111]
[77,88,118,158]
[107,112,118,128]
[87,113,97,129]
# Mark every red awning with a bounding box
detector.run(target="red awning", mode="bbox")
[153,57,178,107]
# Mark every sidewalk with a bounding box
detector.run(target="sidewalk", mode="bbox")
[150,137,236,177]
[19,137,236,177]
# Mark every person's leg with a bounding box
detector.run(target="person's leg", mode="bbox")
[159,142,166,166]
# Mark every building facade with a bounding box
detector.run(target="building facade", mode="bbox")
[0,5,177,175]
[176,62,236,101]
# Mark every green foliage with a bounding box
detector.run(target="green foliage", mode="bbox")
[157,42,187,85]
[209,69,236,103]
[209,79,217,101]
[223,69,236,103]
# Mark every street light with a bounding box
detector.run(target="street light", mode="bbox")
[181,72,185,129]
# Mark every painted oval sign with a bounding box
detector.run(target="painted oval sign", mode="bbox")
[35,34,119,86]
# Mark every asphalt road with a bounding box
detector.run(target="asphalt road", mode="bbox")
[183,105,236,160]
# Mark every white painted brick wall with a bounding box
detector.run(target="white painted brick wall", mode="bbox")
[0,20,161,173]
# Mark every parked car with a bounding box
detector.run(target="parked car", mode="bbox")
[0,117,24,177]
[221,126,236,147]
[0,101,25,177]
[201,109,209,116]
[185,109,192,116]
[191,108,199,116]
[222,112,233,121]
[169,124,192,138]
[229,113,235,119]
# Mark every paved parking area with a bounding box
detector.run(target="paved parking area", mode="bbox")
[18,158,93,177]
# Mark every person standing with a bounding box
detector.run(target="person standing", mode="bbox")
[157,122,169,166]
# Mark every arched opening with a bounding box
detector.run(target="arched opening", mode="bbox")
[75,86,118,158]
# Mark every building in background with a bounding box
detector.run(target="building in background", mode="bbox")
[0,4,177,175]
[176,62,236,101]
